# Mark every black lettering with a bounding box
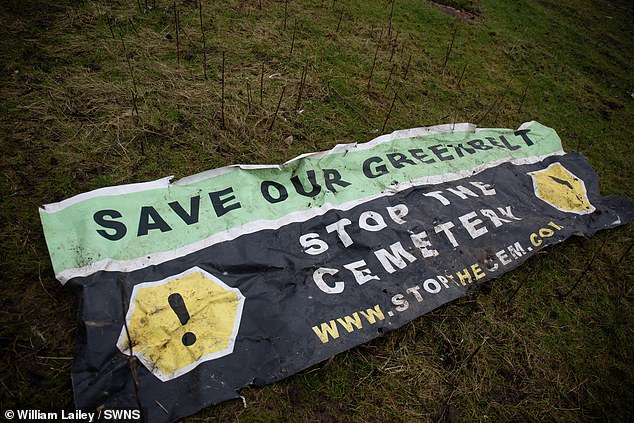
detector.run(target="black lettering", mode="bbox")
[467,139,492,150]
[209,188,242,217]
[408,148,435,163]
[137,206,172,236]
[323,169,351,193]
[168,196,200,225]
[514,129,535,146]
[291,170,321,197]
[94,210,127,241]
[428,144,454,161]
[261,180,288,203]
[486,136,506,149]
[362,156,389,178]
[499,135,521,151]
[386,152,416,168]
[452,143,477,158]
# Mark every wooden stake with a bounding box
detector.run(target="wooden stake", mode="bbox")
[173,2,180,64]
[336,6,344,32]
[517,73,534,114]
[388,0,395,37]
[199,1,207,79]
[120,34,139,118]
[269,85,286,132]
[440,25,457,75]
[283,0,288,30]
[389,29,399,62]
[477,80,511,125]
[559,236,608,300]
[456,62,467,90]
[367,27,383,93]
[260,62,264,106]
[129,17,139,36]
[385,63,396,91]
[382,89,398,132]
[221,51,225,128]
[296,61,308,111]
[290,20,297,57]
[107,15,115,39]
[246,80,252,115]
[402,53,412,81]
[119,34,138,97]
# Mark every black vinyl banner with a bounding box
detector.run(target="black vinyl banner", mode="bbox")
[64,152,632,422]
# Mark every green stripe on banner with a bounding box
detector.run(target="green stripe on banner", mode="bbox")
[39,122,562,278]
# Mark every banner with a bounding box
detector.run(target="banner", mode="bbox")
[40,122,633,422]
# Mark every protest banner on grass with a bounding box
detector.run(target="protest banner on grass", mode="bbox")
[40,122,633,422]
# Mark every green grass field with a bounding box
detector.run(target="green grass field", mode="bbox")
[1,0,633,421]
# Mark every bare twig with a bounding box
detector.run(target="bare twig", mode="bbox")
[128,17,139,36]
[440,25,458,75]
[331,86,372,126]
[119,34,139,116]
[336,6,344,32]
[173,2,180,64]
[260,62,265,106]
[107,15,115,39]
[221,50,225,128]
[296,60,308,111]
[456,62,467,90]
[389,29,399,62]
[283,0,288,30]
[385,63,396,91]
[367,27,384,93]
[477,79,511,125]
[559,236,608,299]
[617,241,633,264]
[517,72,535,114]
[269,85,286,132]
[290,19,297,57]
[382,88,398,132]
[387,0,395,37]
[401,53,412,81]
[199,1,207,79]
[246,79,252,115]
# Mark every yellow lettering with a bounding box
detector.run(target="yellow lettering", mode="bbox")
[312,320,340,344]
[456,268,472,285]
[530,233,542,247]
[548,221,563,230]
[336,312,363,333]
[471,263,486,280]
[359,305,385,324]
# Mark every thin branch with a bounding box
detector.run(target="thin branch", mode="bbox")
[173,2,180,64]
[199,1,207,79]
[367,27,384,93]
[559,236,608,299]
[382,88,398,132]
[260,62,265,106]
[221,50,225,128]
[440,25,458,75]
[296,60,308,111]
[268,85,286,132]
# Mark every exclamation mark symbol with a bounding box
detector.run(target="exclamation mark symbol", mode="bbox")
[168,293,197,346]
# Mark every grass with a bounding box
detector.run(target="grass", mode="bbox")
[0,0,633,420]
